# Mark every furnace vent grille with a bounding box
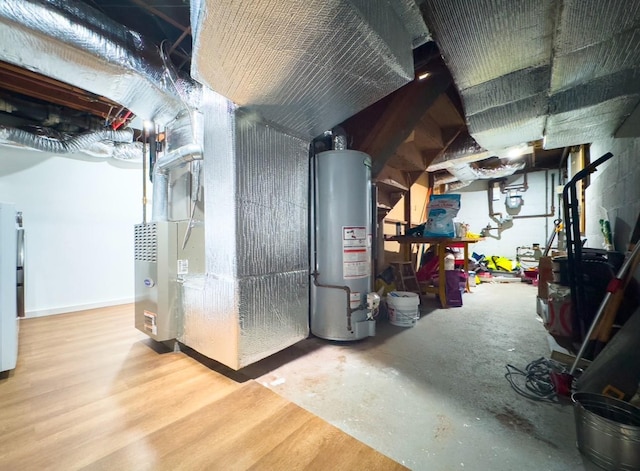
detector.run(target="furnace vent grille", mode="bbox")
[135,223,157,262]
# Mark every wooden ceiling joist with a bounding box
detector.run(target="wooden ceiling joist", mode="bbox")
[0,61,121,119]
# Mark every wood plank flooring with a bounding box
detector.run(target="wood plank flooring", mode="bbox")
[0,305,405,470]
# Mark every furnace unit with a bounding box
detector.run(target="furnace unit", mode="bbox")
[134,221,204,342]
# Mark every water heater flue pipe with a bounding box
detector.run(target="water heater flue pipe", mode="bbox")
[151,143,203,222]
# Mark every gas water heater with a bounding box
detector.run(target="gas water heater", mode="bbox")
[311,149,377,340]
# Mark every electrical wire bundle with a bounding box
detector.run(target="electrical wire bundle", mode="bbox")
[505,357,568,402]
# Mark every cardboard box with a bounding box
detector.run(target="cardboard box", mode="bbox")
[537,256,554,299]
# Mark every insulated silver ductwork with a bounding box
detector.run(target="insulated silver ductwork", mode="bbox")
[0,126,133,154]
[422,0,554,152]
[448,161,525,182]
[426,133,491,171]
[0,0,189,125]
[154,143,203,174]
[191,0,417,138]
[151,144,203,223]
[422,0,640,151]
[179,87,309,370]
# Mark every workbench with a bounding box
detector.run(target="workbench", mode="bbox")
[387,236,482,308]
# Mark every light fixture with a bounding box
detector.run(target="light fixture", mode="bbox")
[417,71,431,81]
[143,120,154,131]
[496,143,533,160]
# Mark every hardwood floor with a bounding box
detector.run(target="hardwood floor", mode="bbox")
[0,305,405,470]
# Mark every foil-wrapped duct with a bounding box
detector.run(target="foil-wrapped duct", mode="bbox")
[545,95,640,149]
[0,0,190,125]
[191,0,414,138]
[390,0,432,48]
[421,0,555,150]
[422,0,640,150]
[0,126,132,153]
[545,0,640,146]
[82,141,145,161]
[179,87,309,370]
[447,161,524,182]
[426,133,490,171]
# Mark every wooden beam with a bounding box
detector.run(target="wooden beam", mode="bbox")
[131,0,189,32]
[360,68,451,178]
[0,61,121,118]
[168,27,192,55]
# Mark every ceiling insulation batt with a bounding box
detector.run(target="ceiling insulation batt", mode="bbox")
[190,0,418,138]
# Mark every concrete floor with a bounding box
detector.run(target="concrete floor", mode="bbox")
[241,282,599,471]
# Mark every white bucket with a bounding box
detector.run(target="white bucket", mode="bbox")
[387,291,420,327]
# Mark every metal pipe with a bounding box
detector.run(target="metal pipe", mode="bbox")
[311,272,355,332]
[487,180,503,220]
[494,172,557,220]
[155,143,202,174]
[142,129,147,224]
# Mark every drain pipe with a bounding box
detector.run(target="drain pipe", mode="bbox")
[151,143,202,222]
[511,173,556,219]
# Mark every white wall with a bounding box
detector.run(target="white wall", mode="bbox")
[455,169,561,259]
[586,137,640,252]
[0,147,143,316]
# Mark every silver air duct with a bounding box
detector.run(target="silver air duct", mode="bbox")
[179,87,309,370]
[191,0,416,138]
[422,0,640,152]
[0,0,188,125]
[151,143,203,223]
[0,126,133,154]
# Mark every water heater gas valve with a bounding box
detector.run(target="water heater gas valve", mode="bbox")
[366,292,381,311]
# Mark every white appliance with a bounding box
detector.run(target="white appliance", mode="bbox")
[0,202,19,372]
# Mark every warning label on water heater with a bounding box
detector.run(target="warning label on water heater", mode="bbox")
[342,226,369,279]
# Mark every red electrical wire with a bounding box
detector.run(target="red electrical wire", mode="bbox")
[112,110,133,130]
